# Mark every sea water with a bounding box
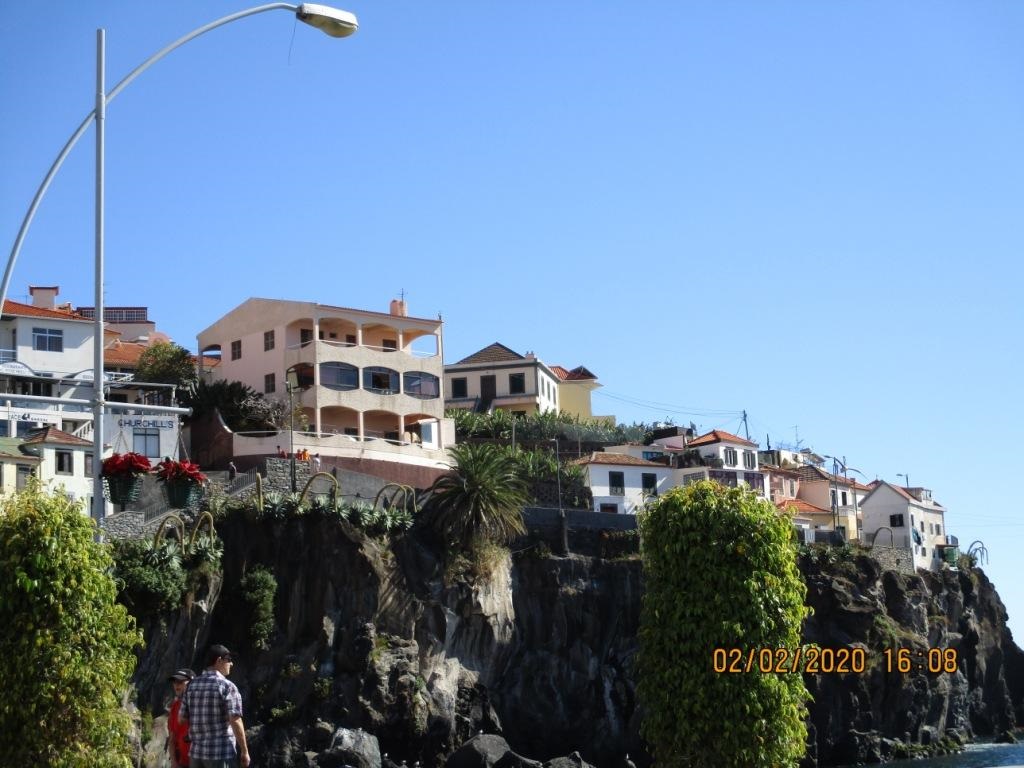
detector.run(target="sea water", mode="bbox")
[842,741,1024,768]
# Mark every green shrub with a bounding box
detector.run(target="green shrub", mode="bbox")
[112,538,188,615]
[637,482,809,767]
[239,566,277,650]
[0,483,141,766]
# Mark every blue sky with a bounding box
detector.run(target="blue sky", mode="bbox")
[2,2,1023,639]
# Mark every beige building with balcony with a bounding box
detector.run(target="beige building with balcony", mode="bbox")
[197,297,452,472]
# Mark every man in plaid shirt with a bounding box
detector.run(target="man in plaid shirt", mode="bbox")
[181,644,250,768]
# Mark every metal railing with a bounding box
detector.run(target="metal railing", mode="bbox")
[226,467,259,496]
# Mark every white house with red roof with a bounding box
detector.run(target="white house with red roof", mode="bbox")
[671,429,767,497]
[0,289,96,440]
[573,451,671,514]
[860,481,948,571]
[0,426,94,504]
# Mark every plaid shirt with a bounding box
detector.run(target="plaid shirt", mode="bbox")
[181,669,243,760]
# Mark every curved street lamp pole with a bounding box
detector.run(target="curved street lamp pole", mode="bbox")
[3,3,357,529]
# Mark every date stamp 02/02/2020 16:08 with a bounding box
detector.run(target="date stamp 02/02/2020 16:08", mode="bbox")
[712,647,960,675]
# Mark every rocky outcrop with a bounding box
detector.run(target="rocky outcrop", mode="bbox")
[800,548,1024,765]
[132,517,1022,767]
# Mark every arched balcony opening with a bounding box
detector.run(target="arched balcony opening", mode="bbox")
[405,412,440,448]
[363,366,399,395]
[360,322,401,353]
[406,330,439,357]
[320,362,359,391]
[403,371,440,399]
[318,317,359,348]
[285,318,317,349]
[363,410,401,443]
[319,406,359,438]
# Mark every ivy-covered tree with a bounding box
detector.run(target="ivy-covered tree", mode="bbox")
[0,483,142,766]
[636,481,809,767]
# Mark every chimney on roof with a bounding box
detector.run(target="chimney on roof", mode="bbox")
[389,298,407,317]
[29,286,59,309]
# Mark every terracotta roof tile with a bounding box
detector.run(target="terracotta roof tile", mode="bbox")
[795,465,871,491]
[104,341,148,366]
[687,429,758,448]
[21,425,92,447]
[573,451,665,468]
[552,364,598,381]
[1,299,90,322]
[776,498,831,515]
[456,342,526,365]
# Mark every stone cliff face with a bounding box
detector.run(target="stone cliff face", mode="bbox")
[800,549,1024,764]
[133,518,1022,767]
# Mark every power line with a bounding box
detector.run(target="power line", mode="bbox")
[593,389,742,418]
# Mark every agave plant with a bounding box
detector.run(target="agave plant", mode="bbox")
[427,443,528,548]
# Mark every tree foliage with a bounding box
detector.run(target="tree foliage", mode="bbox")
[135,341,197,389]
[426,443,528,548]
[0,483,142,767]
[239,566,277,651]
[446,407,662,445]
[636,481,809,768]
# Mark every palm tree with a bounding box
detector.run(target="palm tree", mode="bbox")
[427,443,528,549]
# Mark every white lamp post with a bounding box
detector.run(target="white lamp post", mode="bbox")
[2,3,358,529]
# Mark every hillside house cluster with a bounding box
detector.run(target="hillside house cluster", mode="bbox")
[6,284,953,571]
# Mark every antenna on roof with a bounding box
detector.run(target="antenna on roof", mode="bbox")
[792,425,803,449]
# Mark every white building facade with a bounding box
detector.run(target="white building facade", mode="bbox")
[860,481,948,571]
[574,452,671,514]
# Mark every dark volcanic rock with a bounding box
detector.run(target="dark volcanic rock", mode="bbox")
[130,515,1023,768]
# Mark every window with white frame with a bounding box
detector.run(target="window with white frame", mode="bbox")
[55,450,73,475]
[742,450,756,469]
[32,327,63,352]
[724,448,738,466]
[133,428,160,457]
[642,472,658,497]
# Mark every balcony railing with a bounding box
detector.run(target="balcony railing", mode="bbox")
[0,349,15,364]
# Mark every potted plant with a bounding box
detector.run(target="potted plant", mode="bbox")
[155,458,208,509]
[101,452,152,509]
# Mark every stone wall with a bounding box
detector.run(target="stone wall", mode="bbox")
[521,507,637,557]
[867,545,916,575]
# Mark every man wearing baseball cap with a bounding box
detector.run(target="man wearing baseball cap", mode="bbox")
[181,645,250,767]
[167,668,195,767]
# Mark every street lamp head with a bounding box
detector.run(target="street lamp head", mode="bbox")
[296,3,359,38]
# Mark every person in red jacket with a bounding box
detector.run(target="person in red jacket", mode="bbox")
[167,668,195,767]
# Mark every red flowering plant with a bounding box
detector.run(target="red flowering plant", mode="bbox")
[101,452,152,479]
[154,459,207,486]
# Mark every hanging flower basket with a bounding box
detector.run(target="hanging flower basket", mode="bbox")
[164,480,203,509]
[155,459,207,509]
[103,474,144,505]
[101,452,152,506]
